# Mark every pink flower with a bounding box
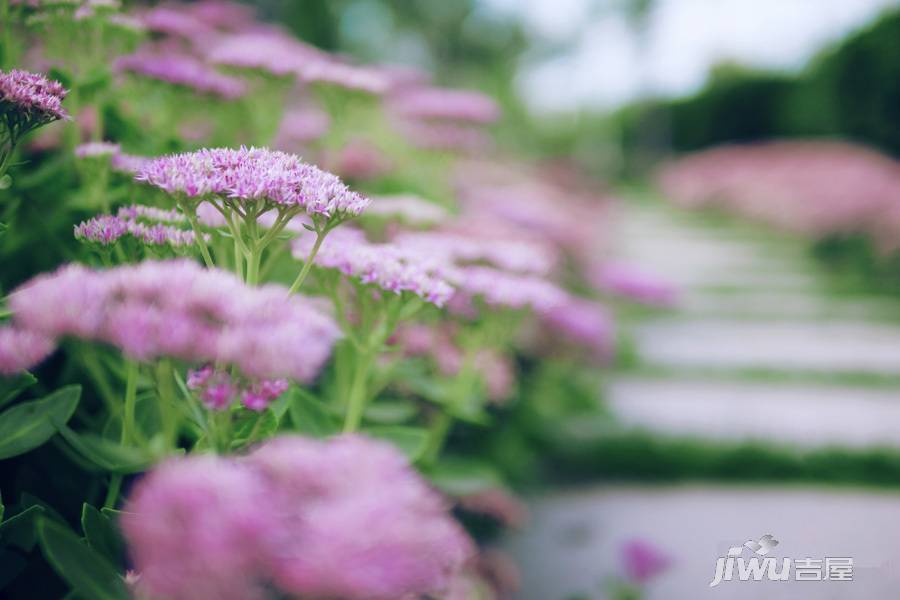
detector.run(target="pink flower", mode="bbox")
[74,141,120,159]
[7,261,340,380]
[390,86,500,124]
[247,435,474,599]
[621,539,671,584]
[137,147,370,219]
[0,327,55,375]
[122,457,272,600]
[540,296,615,360]
[594,262,679,308]
[292,228,455,306]
[0,69,69,125]
[115,51,247,99]
[122,435,473,600]
[365,193,449,226]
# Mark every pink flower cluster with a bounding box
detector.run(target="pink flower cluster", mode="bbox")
[396,323,514,403]
[658,141,900,248]
[395,230,558,276]
[0,68,69,127]
[136,147,370,219]
[74,141,120,159]
[187,365,288,412]
[0,327,55,375]
[4,260,340,379]
[122,434,473,600]
[593,262,679,308]
[365,193,449,226]
[456,266,568,312]
[390,86,500,124]
[272,105,330,151]
[539,296,615,360]
[115,51,247,99]
[207,31,328,77]
[74,205,203,248]
[292,228,455,306]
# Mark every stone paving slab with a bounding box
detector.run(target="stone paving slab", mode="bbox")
[502,486,900,600]
[607,377,900,447]
[631,317,900,374]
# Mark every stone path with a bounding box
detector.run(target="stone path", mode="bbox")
[501,201,900,599]
[503,486,900,600]
[614,203,900,444]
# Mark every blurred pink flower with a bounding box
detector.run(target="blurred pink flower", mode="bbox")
[594,262,679,308]
[621,539,671,584]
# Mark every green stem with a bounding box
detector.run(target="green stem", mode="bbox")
[183,204,214,268]
[121,361,138,445]
[103,474,122,509]
[342,350,373,433]
[287,229,326,295]
[81,349,119,415]
[423,411,452,465]
[156,359,177,447]
[233,236,244,279]
[245,247,261,286]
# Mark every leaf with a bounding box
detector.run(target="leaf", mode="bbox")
[365,425,429,461]
[0,548,27,590]
[54,422,154,474]
[0,372,37,410]
[230,409,278,450]
[0,505,44,551]
[81,504,125,571]
[364,400,417,424]
[0,386,80,460]
[426,459,504,496]
[37,518,129,600]
[288,387,338,437]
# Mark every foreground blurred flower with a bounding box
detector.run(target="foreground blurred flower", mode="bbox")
[123,434,473,600]
[0,327,55,375]
[5,260,339,380]
[122,456,271,600]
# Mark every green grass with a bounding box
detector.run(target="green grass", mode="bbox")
[539,429,900,489]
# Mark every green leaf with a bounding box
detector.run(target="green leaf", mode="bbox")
[0,386,81,460]
[81,504,125,571]
[0,505,44,551]
[363,400,417,424]
[288,387,338,437]
[37,518,129,600]
[54,422,154,473]
[365,425,429,461]
[0,372,37,409]
[230,409,278,450]
[426,459,504,496]
[0,548,27,590]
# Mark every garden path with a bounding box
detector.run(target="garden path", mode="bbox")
[502,200,900,599]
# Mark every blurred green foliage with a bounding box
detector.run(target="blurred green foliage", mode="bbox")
[538,7,900,175]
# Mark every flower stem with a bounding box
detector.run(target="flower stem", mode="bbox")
[121,360,139,445]
[287,229,326,295]
[245,248,261,286]
[183,204,214,268]
[103,474,122,509]
[423,411,452,465]
[343,350,373,433]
